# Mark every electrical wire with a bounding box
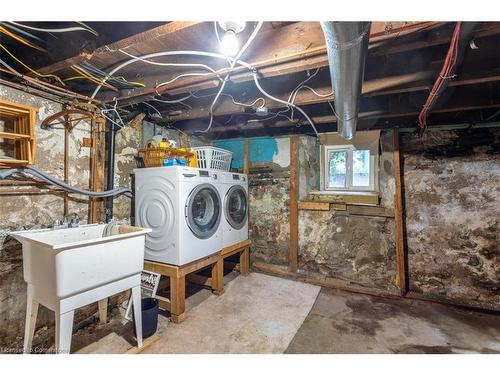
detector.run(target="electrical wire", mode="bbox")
[156,72,215,89]
[89,49,319,136]
[71,65,118,91]
[0,43,66,85]
[418,22,462,130]
[0,58,81,99]
[0,22,44,43]
[0,25,46,51]
[143,101,162,117]
[79,60,145,88]
[119,48,221,76]
[7,21,99,36]
[201,21,264,132]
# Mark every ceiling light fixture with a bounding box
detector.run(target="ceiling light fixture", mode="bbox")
[218,21,246,56]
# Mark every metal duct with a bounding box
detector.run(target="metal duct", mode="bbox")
[320,22,371,140]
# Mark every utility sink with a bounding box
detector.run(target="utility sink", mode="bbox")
[11,223,151,354]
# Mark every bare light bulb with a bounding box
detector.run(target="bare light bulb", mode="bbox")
[220,29,239,56]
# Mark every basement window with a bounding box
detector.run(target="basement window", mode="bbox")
[318,131,380,197]
[324,145,374,191]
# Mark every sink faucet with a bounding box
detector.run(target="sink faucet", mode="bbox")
[52,213,80,230]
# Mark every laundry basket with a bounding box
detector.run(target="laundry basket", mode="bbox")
[192,146,232,171]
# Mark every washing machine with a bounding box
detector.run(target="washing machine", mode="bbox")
[221,172,249,248]
[134,166,223,265]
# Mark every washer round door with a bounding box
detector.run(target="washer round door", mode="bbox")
[224,185,248,230]
[185,183,222,239]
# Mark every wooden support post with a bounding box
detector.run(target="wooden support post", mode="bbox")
[169,270,186,324]
[239,246,250,276]
[63,115,69,217]
[243,139,249,174]
[98,298,108,325]
[289,135,298,273]
[393,128,408,295]
[211,259,224,295]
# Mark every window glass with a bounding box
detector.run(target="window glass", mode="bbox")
[352,149,370,187]
[328,150,347,188]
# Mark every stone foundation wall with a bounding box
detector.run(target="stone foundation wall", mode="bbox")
[402,128,500,311]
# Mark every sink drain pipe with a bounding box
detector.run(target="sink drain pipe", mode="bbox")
[105,110,117,222]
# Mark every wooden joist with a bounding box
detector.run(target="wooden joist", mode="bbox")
[97,22,446,105]
[392,129,408,295]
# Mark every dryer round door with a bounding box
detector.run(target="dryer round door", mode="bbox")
[224,185,248,230]
[185,183,222,239]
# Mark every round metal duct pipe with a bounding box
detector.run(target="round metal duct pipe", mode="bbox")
[320,22,371,140]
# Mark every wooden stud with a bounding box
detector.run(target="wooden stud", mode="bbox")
[63,115,70,217]
[289,135,298,273]
[243,139,249,175]
[181,132,189,149]
[393,128,408,295]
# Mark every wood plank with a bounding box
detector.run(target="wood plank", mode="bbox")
[104,22,443,105]
[37,22,203,75]
[392,129,408,295]
[124,335,160,354]
[347,205,395,218]
[289,135,298,273]
[179,253,220,276]
[298,201,330,211]
[186,273,212,288]
[201,101,500,134]
[220,239,251,257]
[253,262,398,299]
[0,131,31,139]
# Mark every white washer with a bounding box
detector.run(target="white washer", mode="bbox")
[134,166,223,265]
[221,172,249,248]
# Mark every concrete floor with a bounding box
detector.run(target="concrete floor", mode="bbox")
[66,273,500,354]
[286,287,500,354]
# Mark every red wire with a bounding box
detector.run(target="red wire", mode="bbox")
[418,22,462,129]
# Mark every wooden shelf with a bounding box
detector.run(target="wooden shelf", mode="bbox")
[0,99,37,168]
[0,131,32,140]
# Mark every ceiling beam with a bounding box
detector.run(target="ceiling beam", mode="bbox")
[185,102,500,135]
[99,21,443,105]
[36,22,202,75]
[164,69,500,121]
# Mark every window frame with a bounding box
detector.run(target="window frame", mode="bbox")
[322,144,377,192]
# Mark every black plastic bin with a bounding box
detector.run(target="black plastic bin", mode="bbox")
[133,297,159,339]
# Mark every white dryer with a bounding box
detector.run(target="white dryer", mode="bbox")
[221,172,249,248]
[134,166,223,265]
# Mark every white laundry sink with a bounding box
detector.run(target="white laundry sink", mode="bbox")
[11,223,151,354]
